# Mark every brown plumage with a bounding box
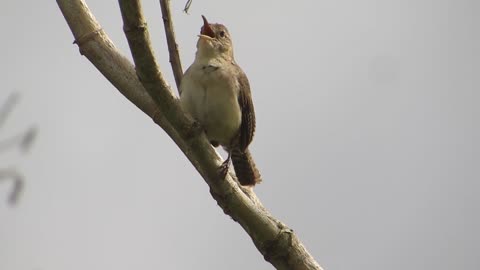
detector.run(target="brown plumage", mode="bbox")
[180,16,261,186]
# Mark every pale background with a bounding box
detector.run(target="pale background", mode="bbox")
[1,0,479,269]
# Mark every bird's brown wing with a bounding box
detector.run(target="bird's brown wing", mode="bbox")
[236,68,256,152]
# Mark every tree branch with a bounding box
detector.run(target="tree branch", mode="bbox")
[183,0,193,14]
[159,0,183,91]
[0,92,20,129]
[0,169,23,206]
[0,127,37,153]
[57,0,177,141]
[57,0,323,269]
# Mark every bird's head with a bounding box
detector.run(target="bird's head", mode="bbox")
[196,15,234,60]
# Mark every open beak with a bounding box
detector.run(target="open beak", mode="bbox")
[199,15,215,40]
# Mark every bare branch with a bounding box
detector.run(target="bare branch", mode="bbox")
[57,0,176,139]
[57,0,323,269]
[0,169,24,206]
[19,127,37,152]
[0,127,38,153]
[0,92,20,129]
[183,0,193,14]
[0,93,38,154]
[0,93,35,207]
[159,0,184,92]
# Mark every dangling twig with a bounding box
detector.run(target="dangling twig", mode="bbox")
[183,0,193,14]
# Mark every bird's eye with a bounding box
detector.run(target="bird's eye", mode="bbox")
[219,31,226,38]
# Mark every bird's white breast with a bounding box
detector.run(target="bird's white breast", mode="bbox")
[180,59,242,146]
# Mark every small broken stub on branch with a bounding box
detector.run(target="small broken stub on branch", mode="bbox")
[73,28,103,45]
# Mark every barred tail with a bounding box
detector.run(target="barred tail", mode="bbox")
[231,148,261,186]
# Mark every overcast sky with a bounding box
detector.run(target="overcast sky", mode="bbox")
[1,0,479,269]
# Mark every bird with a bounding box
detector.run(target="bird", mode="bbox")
[180,15,261,186]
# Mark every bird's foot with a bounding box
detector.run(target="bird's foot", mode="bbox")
[218,159,230,180]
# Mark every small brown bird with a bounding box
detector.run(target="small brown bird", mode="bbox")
[180,16,261,186]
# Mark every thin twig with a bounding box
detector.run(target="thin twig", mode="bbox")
[159,0,183,92]
[0,169,24,206]
[0,92,20,129]
[0,93,35,207]
[183,0,193,14]
[0,127,38,153]
[19,126,37,152]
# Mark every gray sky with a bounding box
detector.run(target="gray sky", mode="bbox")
[1,0,479,269]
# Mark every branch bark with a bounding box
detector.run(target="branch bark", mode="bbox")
[56,0,323,269]
[159,0,183,91]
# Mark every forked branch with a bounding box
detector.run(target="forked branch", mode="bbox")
[56,0,322,269]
